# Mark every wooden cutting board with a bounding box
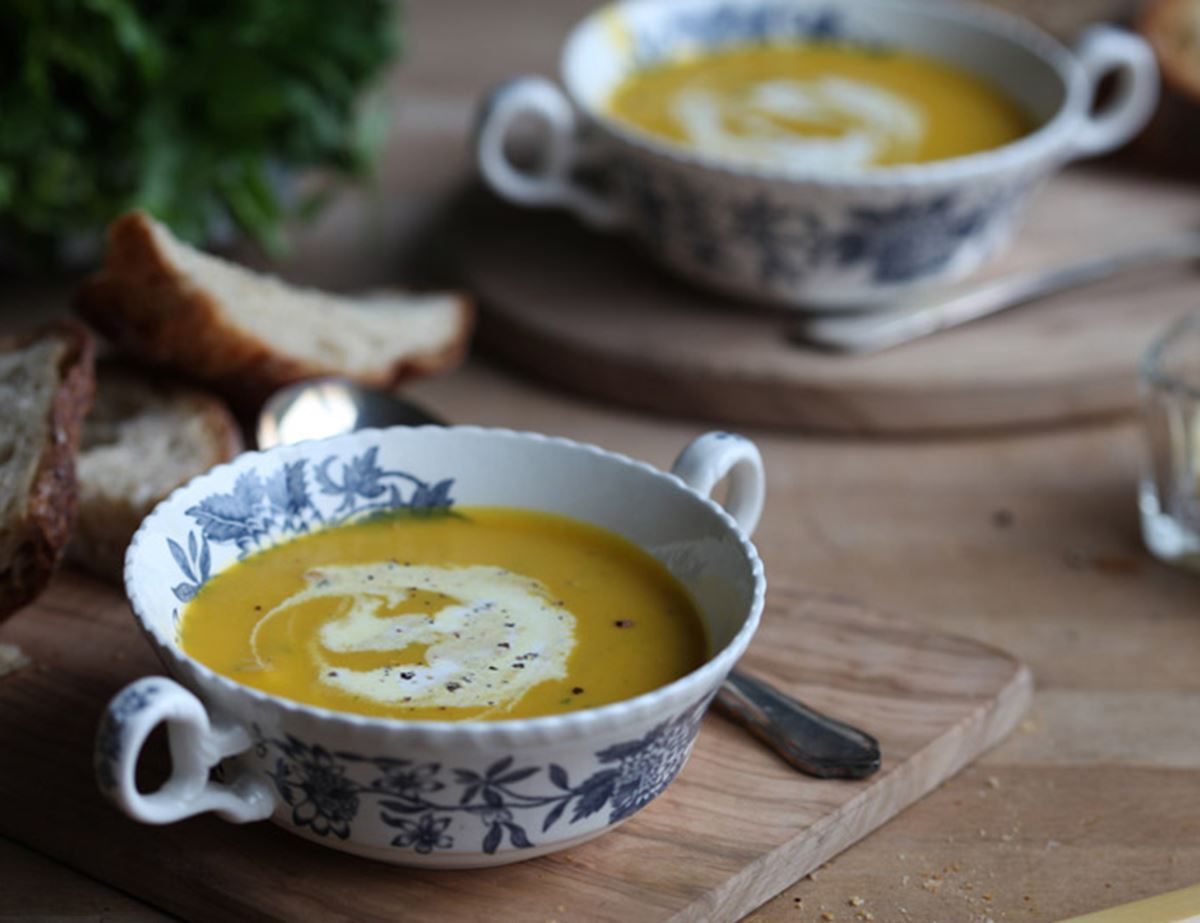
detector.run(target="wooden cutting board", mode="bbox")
[0,571,1030,922]
[460,167,1200,434]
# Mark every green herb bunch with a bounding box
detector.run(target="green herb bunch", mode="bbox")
[0,0,399,265]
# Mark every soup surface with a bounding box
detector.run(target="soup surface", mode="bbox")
[179,508,708,721]
[607,43,1033,169]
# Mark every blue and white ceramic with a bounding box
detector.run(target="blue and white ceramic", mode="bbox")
[96,427,766,868]
[475,0,1158,310]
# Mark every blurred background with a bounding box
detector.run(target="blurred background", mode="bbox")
[2,0,1192,291]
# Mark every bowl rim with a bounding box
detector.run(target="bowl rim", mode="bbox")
[559,0,1087,187]
[124,425,767,742]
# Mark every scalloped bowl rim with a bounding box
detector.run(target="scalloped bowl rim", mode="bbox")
[123,425,767,743]
[561,0,1087,186]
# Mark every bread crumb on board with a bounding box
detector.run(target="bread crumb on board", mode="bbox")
[0,643,30,678]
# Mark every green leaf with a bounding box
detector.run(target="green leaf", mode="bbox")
[0,0,400,265]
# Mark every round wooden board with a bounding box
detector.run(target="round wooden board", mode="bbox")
[460,167,1200,434]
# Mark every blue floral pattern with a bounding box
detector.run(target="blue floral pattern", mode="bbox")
[672,177,721,268]
[266,738,361,839]
[730,194,823,284]
[167,446,455,604]
[253,698,707,856]
[617,159,1014,289]
[829,195,997,283]
[631,4,851,66]
[95,683,162,791]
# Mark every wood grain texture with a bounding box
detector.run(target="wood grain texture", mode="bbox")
[0,569,1028,923]
[461,168,1200,434]
[0,839,173,922]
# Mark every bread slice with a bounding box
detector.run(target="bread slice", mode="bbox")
[75,211,473,404]
[0,321,95,620]
[1136,0,1200,171]
[69,366,243,582]
[1141,0,1200,100]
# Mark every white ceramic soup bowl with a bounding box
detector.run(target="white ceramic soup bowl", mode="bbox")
[475,0,1158,310]
[95,426,766,868]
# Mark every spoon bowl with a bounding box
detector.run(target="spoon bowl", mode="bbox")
[257,378,444,449]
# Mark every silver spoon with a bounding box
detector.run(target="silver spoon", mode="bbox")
[257,378,881,779]
[791,229,1200,354]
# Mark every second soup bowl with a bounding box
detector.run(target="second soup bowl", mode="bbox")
[475,0,1158,309]
[95,426,766,868]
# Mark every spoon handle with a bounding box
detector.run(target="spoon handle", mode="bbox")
[714,669,881,779]
[792,230,1200,355]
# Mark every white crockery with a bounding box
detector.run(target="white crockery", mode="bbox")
[96,427,766,868]
[475,0,1158,310]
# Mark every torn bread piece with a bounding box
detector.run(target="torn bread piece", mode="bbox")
[69,366,243,582]
[75,210,473,404]
[0,321,95,620]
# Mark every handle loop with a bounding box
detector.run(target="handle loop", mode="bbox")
[475,76,624,229]
[1067,25,1159,161]
[671,432,766,536]
[95,677,274,824]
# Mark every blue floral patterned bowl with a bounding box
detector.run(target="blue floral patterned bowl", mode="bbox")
[95,426,766,868]
[475,0,1157,310]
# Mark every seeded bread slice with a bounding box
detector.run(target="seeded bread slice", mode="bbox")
[75,210,473,405]
[0,321,95,620]
[68,366,243,582]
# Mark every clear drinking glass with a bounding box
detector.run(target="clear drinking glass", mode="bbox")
[1141,312,1200,570]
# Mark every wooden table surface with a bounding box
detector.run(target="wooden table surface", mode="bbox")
[4,3,1200,921]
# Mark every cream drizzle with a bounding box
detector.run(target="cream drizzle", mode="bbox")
[249,562,577,714]
[671,76,924,168]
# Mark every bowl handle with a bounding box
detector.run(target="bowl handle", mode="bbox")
[1066,25,1159,161]
[95,676,275,825]
[671,432,766,536]
[475,76,624,229]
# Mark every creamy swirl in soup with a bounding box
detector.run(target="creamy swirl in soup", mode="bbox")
[607,43,1032,169]
[180,508,708,720]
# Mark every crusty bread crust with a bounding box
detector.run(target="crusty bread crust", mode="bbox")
[0,320,95,620]
[75,211,474,405]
